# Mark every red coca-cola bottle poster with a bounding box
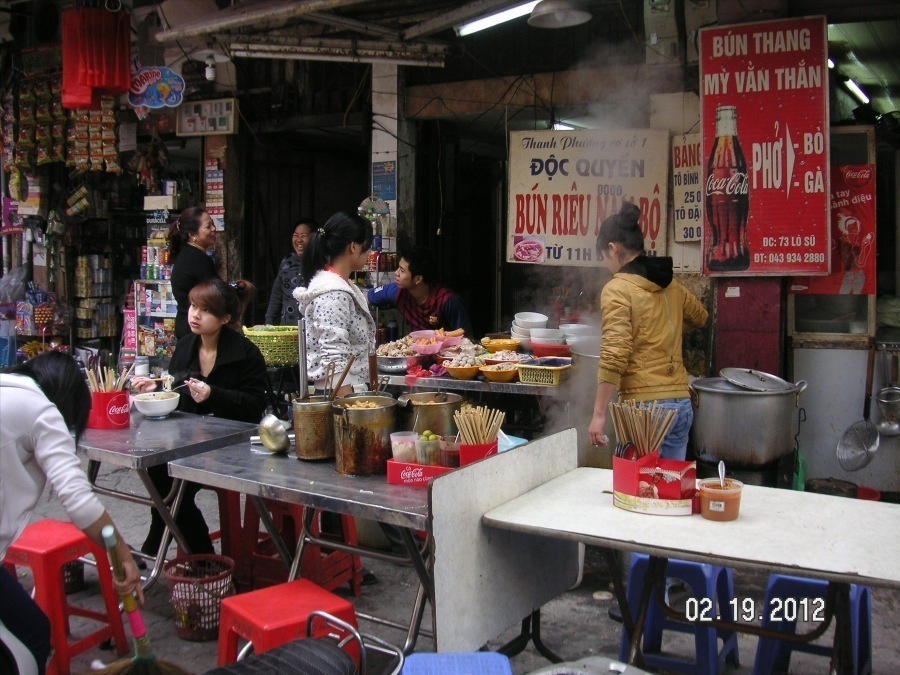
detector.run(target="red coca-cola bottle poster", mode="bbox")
[699,16,830,276]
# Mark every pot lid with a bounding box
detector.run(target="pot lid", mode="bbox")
[719,368,796,392]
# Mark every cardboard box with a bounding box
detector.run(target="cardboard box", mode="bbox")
[612,451,697,516]
[144,195,177,211]
[386,460,453,487]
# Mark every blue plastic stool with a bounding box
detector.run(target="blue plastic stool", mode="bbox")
[401,652,513,674]
[618,554,740,675]
[753,575,872,675]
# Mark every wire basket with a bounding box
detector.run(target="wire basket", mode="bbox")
[242,326,299,366]
[163,554,235,641]
[516,358,572,386]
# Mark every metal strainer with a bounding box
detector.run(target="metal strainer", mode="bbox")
[837,419,879,471]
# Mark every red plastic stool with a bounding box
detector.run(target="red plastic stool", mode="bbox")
[216,578,359,666]
[2,520,127,675]
[236,500,362,595]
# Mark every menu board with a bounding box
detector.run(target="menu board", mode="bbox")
[507,129,669,268]
[672,133,702,243]
[699,16,830,276]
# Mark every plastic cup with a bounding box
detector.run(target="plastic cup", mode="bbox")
[415,438,441,466]
[439,436,461,467]
[698,477,744,521]
[390,431,418,463]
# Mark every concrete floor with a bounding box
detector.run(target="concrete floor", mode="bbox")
[15,460,900,674]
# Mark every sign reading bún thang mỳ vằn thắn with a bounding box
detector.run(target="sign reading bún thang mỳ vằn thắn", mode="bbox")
[699,16,830,276]
[507,129,669,268]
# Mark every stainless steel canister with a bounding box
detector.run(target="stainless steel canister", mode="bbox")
[292,395,335,460]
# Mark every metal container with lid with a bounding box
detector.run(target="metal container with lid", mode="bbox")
[293,395,335,460]
[396,392,462,437]
[689,369,807,465]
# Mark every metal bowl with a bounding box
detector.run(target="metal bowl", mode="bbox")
[377,355,428,373]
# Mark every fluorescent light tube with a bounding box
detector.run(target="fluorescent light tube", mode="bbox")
[455,1,540,36]
[827,58,834,69]
[552,121,575,130]
[844,78,870,105]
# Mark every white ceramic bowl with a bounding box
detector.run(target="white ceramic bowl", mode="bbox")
[530,328,565,339]
[514,312,549,329]
[567,335,601,355]
[560,323,599,336]
[510,324,531,339]
[132,391,180,419]
[530,336,567,346]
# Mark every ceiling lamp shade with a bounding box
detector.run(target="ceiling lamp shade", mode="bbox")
[527,0,592,29]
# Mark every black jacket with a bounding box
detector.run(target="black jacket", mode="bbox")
[168,326,268,423]
[170,245,219,339]
[264,253,306,325]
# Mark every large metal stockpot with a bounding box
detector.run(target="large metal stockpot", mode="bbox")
[689,369,807,465]
[332,395,397,475]
[396,392,462,436]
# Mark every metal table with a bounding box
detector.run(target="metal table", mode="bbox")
[79,412,257,589]
[483,462,900,673]
[168,444,433,653]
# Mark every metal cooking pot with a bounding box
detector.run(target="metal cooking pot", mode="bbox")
[292,395,334,460]
[689,369,807,465]
[332,395,397,475]
[396,392,462,436]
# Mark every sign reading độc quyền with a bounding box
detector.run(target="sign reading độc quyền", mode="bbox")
[507,129,669,268]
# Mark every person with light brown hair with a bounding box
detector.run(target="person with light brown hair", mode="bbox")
[132,278,267,556]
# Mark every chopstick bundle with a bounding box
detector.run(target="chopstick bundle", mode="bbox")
[86,362,135,393]
[453,405,506,445]
[608,400,677,457]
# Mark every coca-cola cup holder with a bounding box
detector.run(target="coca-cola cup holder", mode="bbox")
[87,391,131,429]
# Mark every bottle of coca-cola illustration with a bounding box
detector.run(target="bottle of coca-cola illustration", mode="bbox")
[705,105,750,271]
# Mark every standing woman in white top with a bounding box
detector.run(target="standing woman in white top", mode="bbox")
[293,212,375,397]
[0,352,142,674]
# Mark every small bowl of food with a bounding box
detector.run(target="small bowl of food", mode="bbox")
[484,350,522,365]
[481,337,521,353]
[411,340,443,355]
[409,329,437,342]
[697,477,745,521]
[480,363,519,383]
[514,312,549,329]
[132,391,180,419]
[445,364,481,380]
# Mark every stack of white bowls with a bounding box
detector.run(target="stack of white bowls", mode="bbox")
[560,323,601,356]
[529,327,566,346]
[511,312,548,351]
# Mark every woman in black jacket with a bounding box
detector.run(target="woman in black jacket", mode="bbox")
[168,206,221,339]
[132,278,267,556]
[264,217,316,325]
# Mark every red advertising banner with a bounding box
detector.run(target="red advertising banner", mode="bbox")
[790,165,876,295]
[699,16,830,276]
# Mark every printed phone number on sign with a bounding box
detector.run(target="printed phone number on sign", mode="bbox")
[754,252,826,265]
[756,234,823,264]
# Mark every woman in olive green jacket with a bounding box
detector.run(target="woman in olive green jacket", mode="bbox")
[588,202,708,460]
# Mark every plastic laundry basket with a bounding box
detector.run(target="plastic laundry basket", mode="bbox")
[164,554,235,641]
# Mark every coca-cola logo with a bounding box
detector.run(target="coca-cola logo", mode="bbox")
[844,167,872,188]
[400,466,425,481]
[706,173,748,196]
[108,403,131,416]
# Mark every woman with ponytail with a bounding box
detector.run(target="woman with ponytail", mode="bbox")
[168,206,221,339]
[132,278,267,556]
[293,211,375,397]
[589,202,708,460]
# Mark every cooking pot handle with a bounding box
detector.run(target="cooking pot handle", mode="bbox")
[688,381,699,408]
[794,380,808,405]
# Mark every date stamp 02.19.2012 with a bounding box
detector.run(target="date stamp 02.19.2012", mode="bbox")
[685,596,827,624]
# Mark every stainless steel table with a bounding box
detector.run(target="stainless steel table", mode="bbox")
[168,444,433,653]
[79,412,257,589]
[483,464,900,673]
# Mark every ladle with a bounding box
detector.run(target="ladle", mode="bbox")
[718,460,726,489]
